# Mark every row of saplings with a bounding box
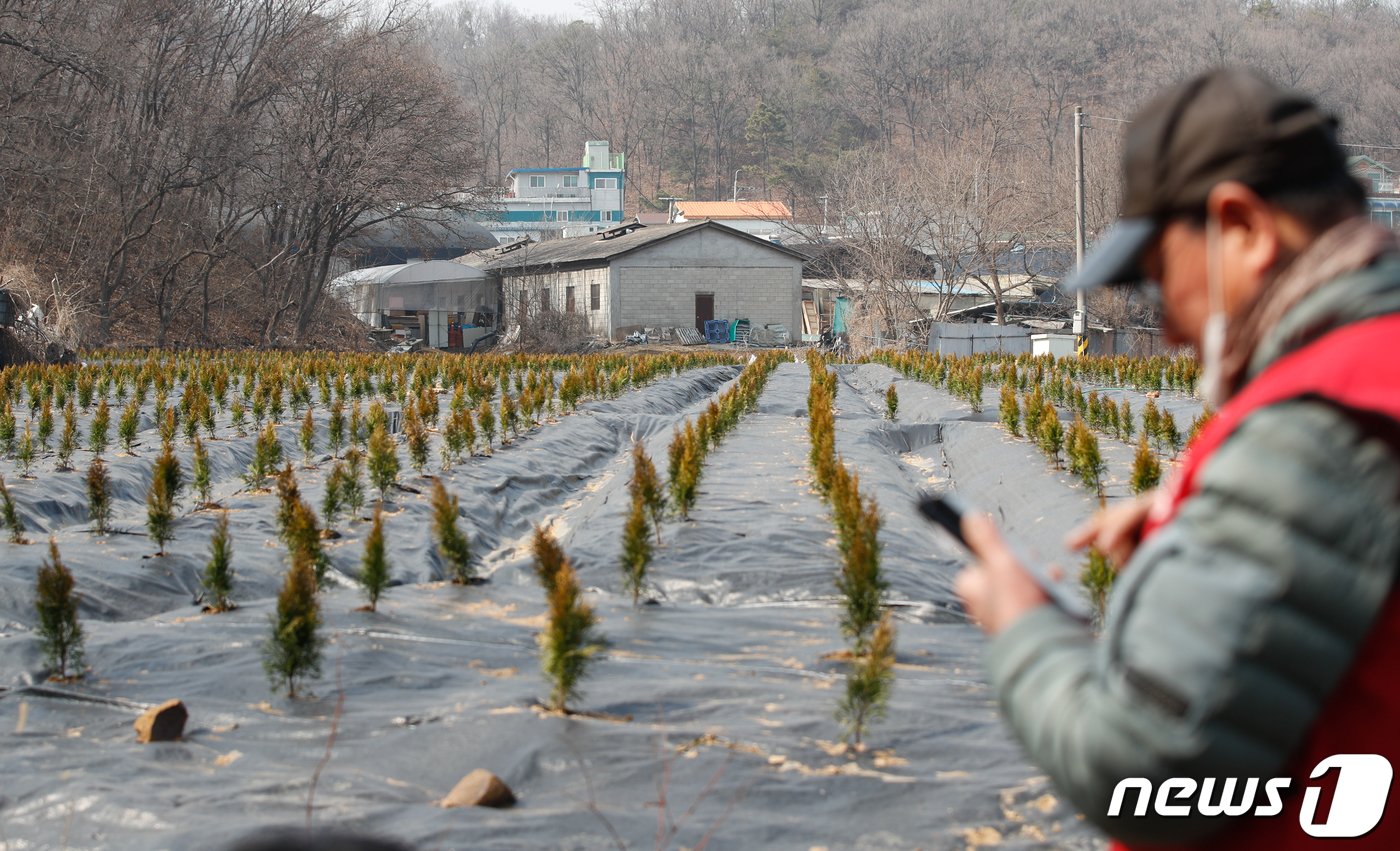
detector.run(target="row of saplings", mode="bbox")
[807,351,894,748]
[0,349,740,478]
[0,344,694,556]
[871,349,1213,627]
[24,353,786,717]
[25,464,477,692]
[871,349,1200,397]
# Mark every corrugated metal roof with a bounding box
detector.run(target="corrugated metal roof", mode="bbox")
[331,260,487,288]
[506,167,623,175]
[457,220,806,274]
[676,200,792,220]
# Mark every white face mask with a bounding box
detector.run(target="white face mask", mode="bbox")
[1198,212,1229,407]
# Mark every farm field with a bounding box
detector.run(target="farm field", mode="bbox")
[0,348,1203,850]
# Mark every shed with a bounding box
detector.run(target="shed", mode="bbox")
[460,220,805,341]
[331,260,495,328]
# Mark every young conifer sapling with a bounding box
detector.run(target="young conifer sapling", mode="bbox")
[620,491,651,605]
[36,539,84,680]
[203,511,236,612]
[431,480,473,584]
[86,458,112,535]
[360,507,391,611]
[263,552,322,698]
[532,527,606,713]
[837,611,895,748]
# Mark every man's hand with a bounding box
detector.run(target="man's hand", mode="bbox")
[1065,491,1157,569]
[954,512,1050,635]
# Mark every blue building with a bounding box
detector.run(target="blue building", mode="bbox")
[481,141,625,243]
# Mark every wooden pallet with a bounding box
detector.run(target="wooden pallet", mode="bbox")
[674,327,706,345]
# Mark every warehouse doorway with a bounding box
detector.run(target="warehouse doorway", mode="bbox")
[695,293,714,335]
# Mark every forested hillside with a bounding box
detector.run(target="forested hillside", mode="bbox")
[2,0,1396,347]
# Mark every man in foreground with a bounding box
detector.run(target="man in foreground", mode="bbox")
[956,68,1400,847]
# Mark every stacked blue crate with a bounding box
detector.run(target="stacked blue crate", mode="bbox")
[704,319,730,343]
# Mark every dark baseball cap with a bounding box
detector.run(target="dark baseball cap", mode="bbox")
[1063,68,1352,292]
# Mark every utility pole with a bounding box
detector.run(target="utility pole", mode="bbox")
[732,168,742,202]
[818,194,829,237]
[1073,105,1087,339]
[659,195,681,223]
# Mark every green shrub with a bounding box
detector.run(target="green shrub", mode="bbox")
[837,611,895,747]
[1130,433,1162,494]
[1187,408,1214,446]
[885,384,898,420]
[146,468,175,556]
[403,408,429,474]
[230,401,247,436]
[1022,389,1044,439]
[501,393,518,441]
[158,406,177,449]
[1142,398,1162,452]
[117,399,139,455]
[192,436,212,506]
[533,528,606,713]
[153,444,184,510]
[245,422,282,488]
[532,524,567,592]
[999,384,1020,437]
[431,479,473,584]
[1081,547,1116,628]
[620,492,651,606]
[342,448,366,518]
[1037,404,1063,468]
[274,465,301,539]
[836,493,887,653]
[203,511,236,612]
[367,423,399,503]
[0,403,15,455]
[1158,410,1182,458]
[86,458,112,535]
[37,399,52,450]
[630,442,665,544]
[360,507,391,612]
[88,400,110,457]
[299,408,316,465]
[36,539,84,680]
[0,475,26,544]
[285,498,329,588]
[1068,417,1107,497]
[327,401,345,457]
[56,404,77,470]
[477,397,496,452]
[670,423,701,519]
[16,423,34,476]
[322,461,347,531]
[263,552,322,698]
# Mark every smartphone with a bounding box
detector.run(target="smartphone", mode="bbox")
[917,491,1092,622]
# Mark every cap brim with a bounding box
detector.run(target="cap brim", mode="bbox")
[1061,218,1160,292]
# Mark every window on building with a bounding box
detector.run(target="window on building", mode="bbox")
[563,174,580,188]
[558,210,570,222]
[528,175,545,188]
[566,286,576,313]
[593,177,618,190]
[590,283,601,311]
[540,288,550,312]
[603,210,617,222]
